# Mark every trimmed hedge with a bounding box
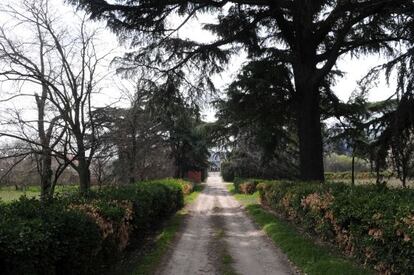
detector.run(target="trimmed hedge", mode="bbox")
[258,181,414,274]
[0,179,188,275]
[234,178,268,194]
[325,171,393,180]
[145,178,194,195]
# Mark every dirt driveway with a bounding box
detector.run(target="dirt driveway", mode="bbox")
[157,173,295,275]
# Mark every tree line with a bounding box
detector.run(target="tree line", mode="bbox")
[0,0,211,200]
[67,0,414,184]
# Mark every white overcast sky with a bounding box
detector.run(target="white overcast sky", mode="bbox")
[0,0,396,123]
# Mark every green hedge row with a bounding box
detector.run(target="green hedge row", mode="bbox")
[146,178,194,195]
[233,177,264,194]
[0,179,188,275]
[325,171,393,180]
[258,181,414,274]
[233,178,268,194]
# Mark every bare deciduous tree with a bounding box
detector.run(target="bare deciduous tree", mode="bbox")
[0,0,110,196]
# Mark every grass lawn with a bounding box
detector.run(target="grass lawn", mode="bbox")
[111,183,205,275]
[0,183,203,204]
[330,178,413,188]
[0,186,39,202]
[227,184,374,275]
[0,185,88,203]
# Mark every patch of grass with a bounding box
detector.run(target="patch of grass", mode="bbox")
[228,185,373,275]
[184,184,204,205]
[116,185,204,275]
[214,228,225,239]
[222,254,234,265]
[0,185,80,203]
[220,252,238,275]
[227,184,260,206]
[130,213,184,275]
[212,217,238,275]
[0,188,39,202]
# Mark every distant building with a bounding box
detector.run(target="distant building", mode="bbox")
[208,149,224,172]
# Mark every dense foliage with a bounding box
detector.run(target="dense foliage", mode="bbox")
[258,181,414,274]
[148,78,211,178]
[69,0,414,181]
[324,171,393,181]
[233,178,267,195]
[0,179,189,274]
[218,135,298,182]
[221,161,235,182]
[215,60,299,181]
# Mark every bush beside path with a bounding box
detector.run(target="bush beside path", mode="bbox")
[0,179,192,274]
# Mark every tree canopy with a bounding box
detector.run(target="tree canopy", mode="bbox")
[68,0,414,181]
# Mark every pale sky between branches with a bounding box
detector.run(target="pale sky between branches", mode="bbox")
[0,0,396,123]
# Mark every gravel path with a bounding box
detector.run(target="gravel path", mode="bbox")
[157,173,295,275]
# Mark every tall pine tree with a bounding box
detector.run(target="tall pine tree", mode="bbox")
[69,0,414,181]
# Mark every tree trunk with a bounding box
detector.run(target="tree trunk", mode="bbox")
[375,156,381,185]
[295,80,325,182]
[181,166,186,179]
[36,92,54,201]
[78,159,91,195]
[351,154,355,186]
[128,159,136,184]
[402,160,407,188]
[128,128,137,184]
[77,142,91,195]
[40,149,53,200]
[289,2,325,182]
[174,163,180,178]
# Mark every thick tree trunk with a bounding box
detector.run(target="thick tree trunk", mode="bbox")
[295,81,325,182]
[291,4,326,182]
[40,150,53,200]
[78,159,91,195]
[77,142,91,195]
[36,92,54,201]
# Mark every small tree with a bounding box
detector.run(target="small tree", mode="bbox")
[331,89,371,185]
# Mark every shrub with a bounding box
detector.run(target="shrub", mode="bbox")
[147,178,193,194]
[258,181,414,274]
[234,178,266,194]
[324,171,393,180]
[0,179,187,275]
[221,161,235,182]
[239,182,257,194]
[0,197,103,275]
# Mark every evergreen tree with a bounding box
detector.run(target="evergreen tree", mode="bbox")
[215,60,299,179]
[148,76,211,178]
[69,0,414,181]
